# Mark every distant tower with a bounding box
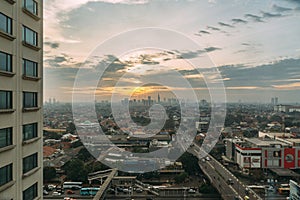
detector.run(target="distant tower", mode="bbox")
[148,96,151,106]
[53,98,56,104]
[271,98,275,105]
[275,97,278,105]
[49,98,52,104]
[158,93,161,103]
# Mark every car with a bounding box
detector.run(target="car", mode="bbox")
[123,188,130,193]
[47,184,56,191]
[227,178,234,185]
[66,190,75,194]
[188,188,196,193]
[116,187,123,192]
[245,187,249,195]
[52,191,61,196]
[43,190,49,195]
[136,188,143,193]
[206,156,210,161]
[201,158,206,162]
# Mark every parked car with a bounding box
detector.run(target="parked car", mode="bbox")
[43,190,49,195]
[47,184,56,191]
[136,188,143,193]
[188,188,196,193]
[123,188,130,193]
[52,192,61,196]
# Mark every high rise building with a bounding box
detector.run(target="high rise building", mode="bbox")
[0,0,43,199]
[148,96,151,106]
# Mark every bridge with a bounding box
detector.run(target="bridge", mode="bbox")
[189,144,263,200]
[90,168,118,200]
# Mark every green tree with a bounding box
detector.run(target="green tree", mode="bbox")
[174,172,188,183]
[78,148,92,162]
[177,152,201,175]
[198,183,217,194]
[66,122,76,134]
[71,140,83,148]
[63,159,88,182]
[43,167,56,181]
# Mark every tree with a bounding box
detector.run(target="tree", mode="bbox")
[71,140,83,148]
[174,172,188,183]
[142,171,160,180]
[66,122,76,134]
[43,167,56,181]
[177,152,201,175]
[78,148,93,162]
[63,159,88,182]
[198,183,217,194]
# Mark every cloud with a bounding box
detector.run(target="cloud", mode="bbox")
[199,30,211,34]
[175,47,221,59]
[220,58,300,88]
[44,41,60,49]
[205,47,221,52]
[261,11,283,18]
[227,86,259,90]
[241,43,250,46]
[244,14,264,22]
[272,82,300,90]
[218,22,234,28]
[272,4,293,12]
[45,55,69,67]
[231,18,247,24]
[44,53,83,68]
[175,50,204,59]
[207,26,221,31]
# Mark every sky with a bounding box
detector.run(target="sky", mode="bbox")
[44,0,300,103]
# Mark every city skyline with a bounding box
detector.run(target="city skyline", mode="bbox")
[44,0,300,103]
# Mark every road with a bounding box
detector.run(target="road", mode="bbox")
[189,145,263,200]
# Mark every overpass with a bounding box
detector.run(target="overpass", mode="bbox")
[90,168,118,200]
[189,145,263,200]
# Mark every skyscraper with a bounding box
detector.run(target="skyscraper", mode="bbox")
[157,93,160,103]
[0,0,43,199]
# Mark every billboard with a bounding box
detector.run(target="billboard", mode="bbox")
[250,156,261,168]
[290,180,300,200]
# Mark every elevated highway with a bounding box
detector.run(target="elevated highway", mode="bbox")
[189,144,263,200]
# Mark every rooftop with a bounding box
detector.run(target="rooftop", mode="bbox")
[245,138,289,147]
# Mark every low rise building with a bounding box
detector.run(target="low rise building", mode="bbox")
[226,137,300,171]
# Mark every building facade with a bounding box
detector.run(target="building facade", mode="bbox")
[229,138,300,171]
[0,0,43,199]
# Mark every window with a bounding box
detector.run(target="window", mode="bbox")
[23,153,37,173]
[23,92,37,108]
[23,59,38,77]
[22,26,38,46]
[0,127,12,148]
[0,164,12,186]
[0,91,12,109]
[23,0,37,15]
[23,182,38,200]
[0,51,12,72]
[23,123,37,141]
[0,13,12,34]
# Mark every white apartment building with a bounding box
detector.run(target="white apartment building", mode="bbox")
[0,0,43,199]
